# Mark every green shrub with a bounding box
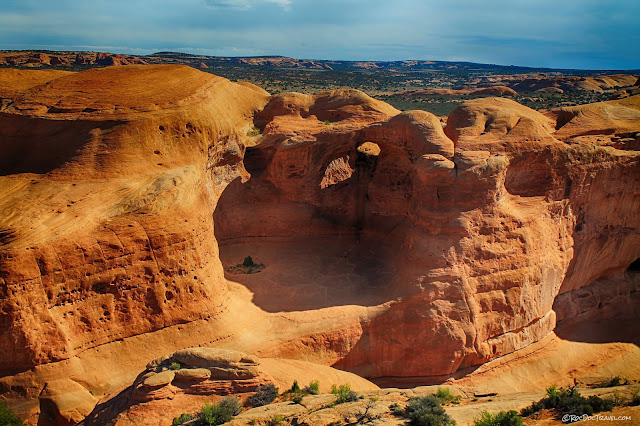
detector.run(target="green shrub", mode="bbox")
[292,394,303,404]
[473,410,523,426]
[290,380,301,393]
[435,387,461,405]
[323,120,331,125]
[595,376,628,388]
[247,126,262,136]
[390,402,404,416]
[303,380,320,395]
[0,402,24,426]
[218,397,242,416]
[248,384,279,407]
[200,401,231,425]
[169,362,181,370]
[331,384,358,404]
[405,395,456,426]
[172,413,195,425]
[520,385,615,418]
[194,397,242,425]
[631,388,640,406]
[226,256,265,274]
[268,414,285,425]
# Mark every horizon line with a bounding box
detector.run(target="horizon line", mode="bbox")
[2,48,640,73]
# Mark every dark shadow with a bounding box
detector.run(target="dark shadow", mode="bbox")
[79,383,134,426]
[0,114,120,175]
[213,144,405,312]
[370,364,482,389]
[553,262,640,346]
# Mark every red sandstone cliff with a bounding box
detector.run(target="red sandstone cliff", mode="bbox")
[0,66,638,424]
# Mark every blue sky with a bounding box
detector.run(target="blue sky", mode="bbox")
[1,0,639,69]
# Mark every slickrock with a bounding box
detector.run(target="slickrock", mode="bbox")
[0,65,638,425]
[216,92,639,381]
[0,65,269,424]
[83,348,377,425]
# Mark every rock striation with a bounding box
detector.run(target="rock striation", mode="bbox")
[0,66,638,424]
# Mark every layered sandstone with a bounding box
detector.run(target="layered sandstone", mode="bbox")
[0,66,638,425]
[215,94,640,380]
[83,348,377,425]
[0,65,270,423]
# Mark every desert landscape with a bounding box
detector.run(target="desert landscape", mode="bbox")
[0,58,638,425]
[0,2,639,426]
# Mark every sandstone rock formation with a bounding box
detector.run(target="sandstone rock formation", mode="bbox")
[215,93,639,380]
[0,65,638,425]
[83,347,377,425]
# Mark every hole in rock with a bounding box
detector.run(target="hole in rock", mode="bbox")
[627,258,640,272]
[320,156,354,189]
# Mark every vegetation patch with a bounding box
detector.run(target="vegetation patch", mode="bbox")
[173,397,242,426]
[331,384,359,404]
[268,414,286,425]
[434,387,461,405]
[473,410,523,426]
[520,385,616,419]
[593,376,629,388]
[403,395,456,426]
[247,126,262,136]
[303,380,320,395]
[225,256,265,274]
[247,383,279,407]
[0,402,24,426]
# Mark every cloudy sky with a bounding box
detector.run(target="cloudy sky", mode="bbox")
[1,0,638,69]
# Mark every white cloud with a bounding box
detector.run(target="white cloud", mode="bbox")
[205,0,292,10]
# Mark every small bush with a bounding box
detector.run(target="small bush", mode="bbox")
[323,120,331,125]
[172,413,195,425]
[268,414,285,425]
[200,401,230,425]
[0,402,24,426]
[390,402,404,416]
[292,395,303,404]
[303,380,320,395]
[349,399,382,424]
[247,126,262,136]
[218,397,242,416]
[520,385,615,418]
[226,256,265,275]
[595,376,628,388]
[169,362,181,370]
[290,380,301,393]
[194,397,243,425]
[630,388,640,406]
[473,410,523,426]
[435,387,461,405]
[331,384,358,404]
[248,383,279,407]
[405,395,456,426]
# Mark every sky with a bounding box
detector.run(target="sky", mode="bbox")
[1,0,639,70]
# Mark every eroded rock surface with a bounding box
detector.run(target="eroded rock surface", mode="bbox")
[0,66,638,425]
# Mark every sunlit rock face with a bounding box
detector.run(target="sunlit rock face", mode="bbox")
[0,66,638,424]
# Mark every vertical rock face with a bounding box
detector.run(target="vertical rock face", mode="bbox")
[215,94,640,378]
[1,67,639,424]
[0,65,269,377]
